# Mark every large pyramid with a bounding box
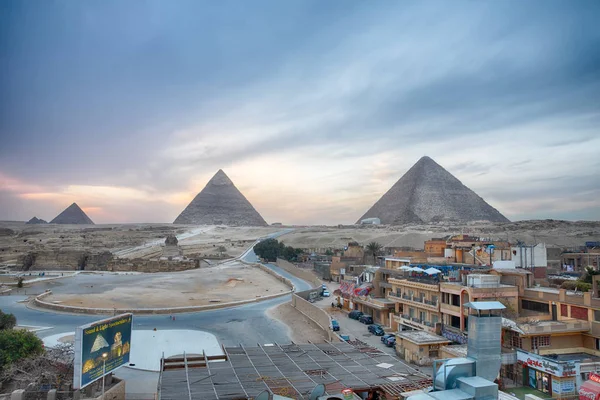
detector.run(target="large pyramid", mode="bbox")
[173,169,267,226]
[50,203,95,224]
[357,156,509,225]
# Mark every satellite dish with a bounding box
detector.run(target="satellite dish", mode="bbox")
[309,384,326,400]
[256,390,273,400]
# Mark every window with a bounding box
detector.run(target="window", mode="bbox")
[509,332,523,349]
[522,300,549,313]
[419,292,425,301]
[409,308,414,318]
[432,295,438,304]
[429,350,439,358]
[594,310,600,322]
[531,336,550,349]
[451,294,460,306]
[419,311,426,322]
[431,315,439,325]
[596,338,600,351]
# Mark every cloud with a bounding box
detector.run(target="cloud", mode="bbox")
[1,1,599,223]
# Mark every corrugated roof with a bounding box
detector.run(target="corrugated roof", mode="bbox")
[159,342,432,399]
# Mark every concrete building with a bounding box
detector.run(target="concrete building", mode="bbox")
[388,274,441,334]
[512,243,548,269]
[396,331,450,366]
[440,274,518,342]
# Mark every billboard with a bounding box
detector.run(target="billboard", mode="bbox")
[74,313,133,389]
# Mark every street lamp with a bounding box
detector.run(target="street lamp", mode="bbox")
[101,353,108,399]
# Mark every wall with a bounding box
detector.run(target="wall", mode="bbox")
[91,377,125,400]
[291,289,339,342]
[18,249,200,273]
[275,258,322,287]
[512,243,548,268]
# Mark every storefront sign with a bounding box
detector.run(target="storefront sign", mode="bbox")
[590,373,600,384]
[517,350,577,377]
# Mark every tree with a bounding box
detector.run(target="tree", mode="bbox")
[17,277,24,288]
[366,242,383,265]
[217,246,227,257]
[0,329,44,369]
[325,249,333,256]
[582,266,600,284]
[254,238,281,261]
[0,310,16,330]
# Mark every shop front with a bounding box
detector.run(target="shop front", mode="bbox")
[517,350,579,398]
[579,372,600,400]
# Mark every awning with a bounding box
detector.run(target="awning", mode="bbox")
[579,380,600,400]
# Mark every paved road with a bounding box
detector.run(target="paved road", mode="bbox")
[0,262,309,347]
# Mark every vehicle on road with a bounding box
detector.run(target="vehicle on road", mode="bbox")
[331,320,340,331]
[348,310,363,320]
[322,289,330,297]
[384,336,396,347]
[321,283,327,289]
[381,333,394,342]
[368,324,385,336]
[359,314,373,324]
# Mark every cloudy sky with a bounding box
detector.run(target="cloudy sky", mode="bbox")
[1,1,599,225]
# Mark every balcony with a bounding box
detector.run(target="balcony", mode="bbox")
[387,293,439,311]
[440,302,462,316]
[393,314,435,332]
[379,282,393,289]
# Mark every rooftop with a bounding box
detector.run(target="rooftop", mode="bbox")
[396,331,451,345]
[159,342,432,400]
[543,352,600,363]
[441,344,468,358]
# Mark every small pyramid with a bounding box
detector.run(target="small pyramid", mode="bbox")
[357,156,509,225]
[26,217,48,224]
[174,170,267,226]
[50,203,95,225]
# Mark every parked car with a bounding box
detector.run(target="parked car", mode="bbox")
[359,315,373,325]
[322,290,330,297]
[331,320,340,331]
[368,324,385,336]
[384,336,396,347]
[348,310,363,320]
[381,334,394,343]
[321,283,327,290]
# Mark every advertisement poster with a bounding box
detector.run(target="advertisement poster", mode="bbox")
[74,314,133,389]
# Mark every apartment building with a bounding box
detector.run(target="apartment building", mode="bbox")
[439,274,518,342]
[387,274,441,334]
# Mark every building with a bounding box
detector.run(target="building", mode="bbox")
[343,242,364,260]
[396,331,450,366]
[512,242,548,269]
[440,274,518,342]
[424,239,446,257]
[360,217,381,225]
[388,274,441,334]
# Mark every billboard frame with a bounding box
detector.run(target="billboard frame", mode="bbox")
[73,313,133,389]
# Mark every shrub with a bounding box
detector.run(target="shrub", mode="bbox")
[0,329,44,369]
[0,310,17,330]
[16,277,24,288]
[560,280,591,292]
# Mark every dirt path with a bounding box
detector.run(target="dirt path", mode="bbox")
[267,302,328,344]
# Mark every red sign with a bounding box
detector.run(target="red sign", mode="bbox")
[590,373,600,384]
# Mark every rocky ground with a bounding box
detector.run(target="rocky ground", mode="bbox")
[277,220,600,250]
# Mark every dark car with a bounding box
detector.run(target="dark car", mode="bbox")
[331,320,340,331]
[359,314,373,325]
[348,310,363,320]
[381,334,394,343]
[368,324,385,336]
[384,336,396,347]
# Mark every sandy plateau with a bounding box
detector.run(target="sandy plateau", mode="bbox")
[40,260,289,309]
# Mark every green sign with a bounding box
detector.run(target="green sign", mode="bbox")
[74,314,133,389]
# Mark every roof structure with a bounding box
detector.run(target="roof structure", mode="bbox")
[159,342,432,400]
[396,331,450,345]
[49,203,94,224]
[356,156,509,225]
[464,301,506,311]
[173,169,267,226]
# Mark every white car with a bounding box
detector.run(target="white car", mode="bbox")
[322,290,330,297]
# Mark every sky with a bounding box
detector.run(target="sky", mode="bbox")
[1,1,599,225]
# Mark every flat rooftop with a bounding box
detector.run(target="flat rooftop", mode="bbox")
[159,342,432,400]
[397,331,450,345]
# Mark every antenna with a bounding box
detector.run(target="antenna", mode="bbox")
[309,384,326,400]
[256,390,273,400]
